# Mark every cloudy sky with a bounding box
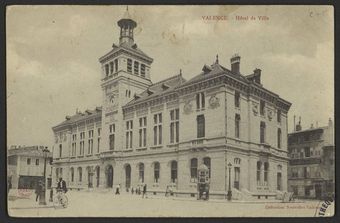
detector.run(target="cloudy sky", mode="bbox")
[7,5,334,147]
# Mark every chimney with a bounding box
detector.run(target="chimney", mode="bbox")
[253,68,262,84]
[230,54,241,74]
[296,116,302,131]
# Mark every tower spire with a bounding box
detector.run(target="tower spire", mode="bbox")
[117,7,137,46]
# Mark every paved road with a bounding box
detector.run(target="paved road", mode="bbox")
[8,190,331,217]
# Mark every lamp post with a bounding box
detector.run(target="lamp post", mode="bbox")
[39,147,49,205]
[227,162,232,201]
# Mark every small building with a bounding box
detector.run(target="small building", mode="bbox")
[287,118,334,199]
[7,146,52,190]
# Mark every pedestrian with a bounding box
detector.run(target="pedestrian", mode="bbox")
[115,184,120,195]
[142,184,147,198]
[165,185,169,197]
[35,180,42,202]
[131,187,134,194]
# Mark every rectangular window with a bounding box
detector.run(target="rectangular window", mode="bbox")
[114,59,118,72]
[141,64,146,77]
[127,59,132,73]
[278,128,282,149]
[97,138,100,153]
[277,109,281,123]
[234,167,240,189]
[126,121,133,149]
[260,121,266,143]
[304,147,310,157]
[88,130,94,155]
[170,109,180,143]
[139,117,147,147]
[105,64,109,76]
[35,159,39,165]
[235,114,240,138]
[196,92,205,109]
[235,91,240,108]
[197,115,205,138]
[80,132,85,155]
[72,134,77,156]
[59,144,62,157]
[27,158,31,165]
[153,113,162,145]
[109,61,113,74]
[260,100,265,115]
[109,124,115,150]
[134,61,139,75]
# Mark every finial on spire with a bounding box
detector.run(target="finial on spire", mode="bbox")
[180,69,182,75]
[216,54,219,64]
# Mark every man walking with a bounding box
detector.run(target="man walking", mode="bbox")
[142,184,147,198]
[115,184,120,195]
[35,180,42,202]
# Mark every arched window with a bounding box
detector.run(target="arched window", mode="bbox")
[203,157,211,178]
[78,167,82,182]
[264,162,269,184]
[139,163,144,183]
[190,158,198,180]
[170,161,177,183]
[154,162,160,183]
[256,161,262,184]
[70,167,74,182]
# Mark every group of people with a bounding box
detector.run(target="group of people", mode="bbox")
[126,184,148,198]
[35,177,67,203]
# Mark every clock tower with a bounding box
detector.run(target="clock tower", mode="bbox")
[99,7,153,153]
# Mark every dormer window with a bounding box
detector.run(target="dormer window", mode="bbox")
[127,59,132,73]
[134,61,139,75]
[141,64,146,77]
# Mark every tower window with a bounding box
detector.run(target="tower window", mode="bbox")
[277,109,281,123]
[109,124,115,150]
[235,91,240,108]
[105,64,109,76]
[260,121,266,143]
[114,59,118,72]
[277,128,282,149]
[235,114,240,138]
[134,61,139,75]
[127,59,132,73]
[260,100,265,116]
[141,64,146,77]
[109,61,114,74]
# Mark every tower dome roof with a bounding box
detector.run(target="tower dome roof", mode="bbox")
[117,7,137,28]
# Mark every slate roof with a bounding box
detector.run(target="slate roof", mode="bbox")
[8,146,52,157]
[124,74,186,106]
[177,62,249,88]
[53,107,102,129]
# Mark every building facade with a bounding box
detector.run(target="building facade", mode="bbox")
[288,119,334,199]
[52,9,291,200]
[7,146,52,190]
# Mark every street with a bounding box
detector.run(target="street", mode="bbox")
[8,190,332,217]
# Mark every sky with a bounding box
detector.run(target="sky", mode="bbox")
[6,5,334,148]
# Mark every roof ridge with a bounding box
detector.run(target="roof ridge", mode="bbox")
[151,74,183,86]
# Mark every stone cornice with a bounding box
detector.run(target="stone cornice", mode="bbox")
[99,47,153,64]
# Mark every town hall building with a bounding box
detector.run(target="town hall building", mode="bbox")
[52,8,292,200]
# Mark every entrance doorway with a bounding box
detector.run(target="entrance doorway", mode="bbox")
[125,164,131,189]
[277,173,282,191]
[106,165,113,188]
[315,184,322,199]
